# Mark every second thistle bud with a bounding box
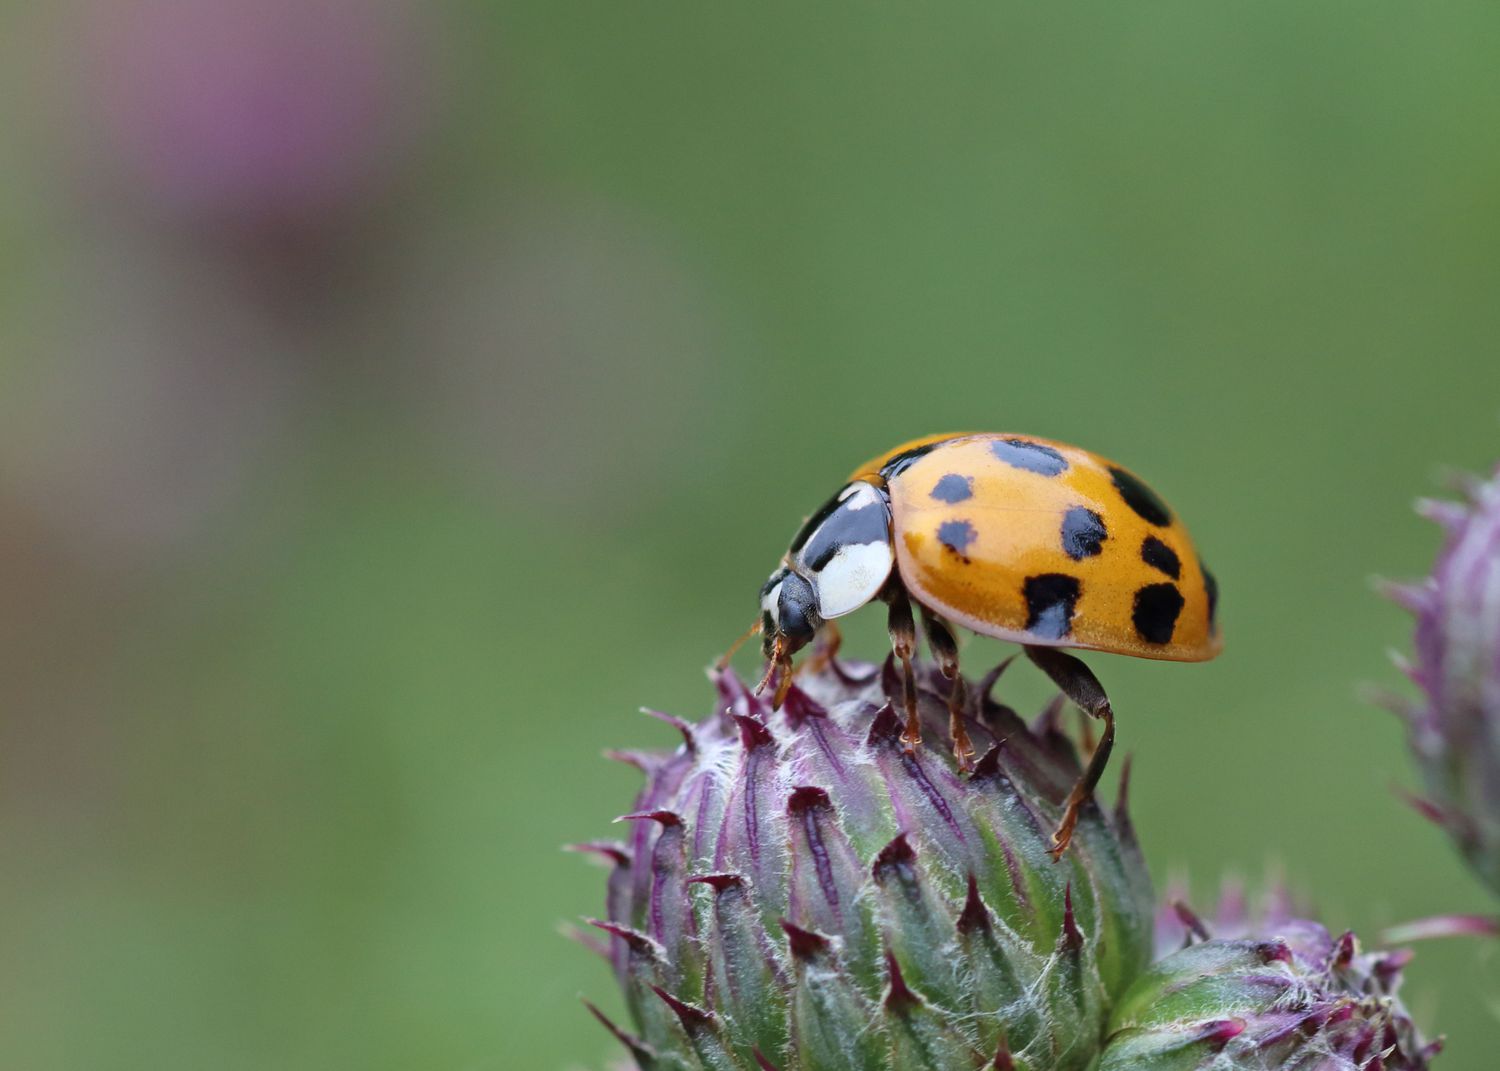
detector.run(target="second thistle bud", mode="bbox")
[1101,884,1440,1070]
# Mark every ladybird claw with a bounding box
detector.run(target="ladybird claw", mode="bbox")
[947,691,976,773]
[1047,818,1077,862]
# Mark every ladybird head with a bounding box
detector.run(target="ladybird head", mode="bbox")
[755,481,895,702]
[759,567,820,662]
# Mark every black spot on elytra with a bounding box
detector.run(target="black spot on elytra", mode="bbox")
[1132,583,1184,645]
[1023,574,1081,640]
[1203,566,1219,632]
[1060,507,1107,560]
[1108,466,1172,526]
[991,438,1068,477]
[930,473,973,503]
[938,519,976,556]
[1140,536,1181,579]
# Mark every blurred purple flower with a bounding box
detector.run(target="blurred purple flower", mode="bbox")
[1382,465,1500,896]
[0,238,300,561]
[86,0,431,228]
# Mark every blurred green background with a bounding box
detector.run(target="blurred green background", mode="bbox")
[2,2,1499,1068]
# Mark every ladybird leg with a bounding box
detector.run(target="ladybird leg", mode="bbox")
[885,587,922,751]
[919,607,975,772]
[1024,645,1116,861]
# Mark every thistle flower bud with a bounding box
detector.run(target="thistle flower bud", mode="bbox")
[1382,465,1500,895]
[1101,887,1441,1071]
[576,657,1154,1070]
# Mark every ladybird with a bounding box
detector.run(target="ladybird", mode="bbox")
[747,432,1221,857]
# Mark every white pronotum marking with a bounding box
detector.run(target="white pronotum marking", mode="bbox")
[802,482,894,618]
[813,540,895,618]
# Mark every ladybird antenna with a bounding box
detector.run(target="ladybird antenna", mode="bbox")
[754,659,777,695]
[716,617,763,671]
[754,636,787,697]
